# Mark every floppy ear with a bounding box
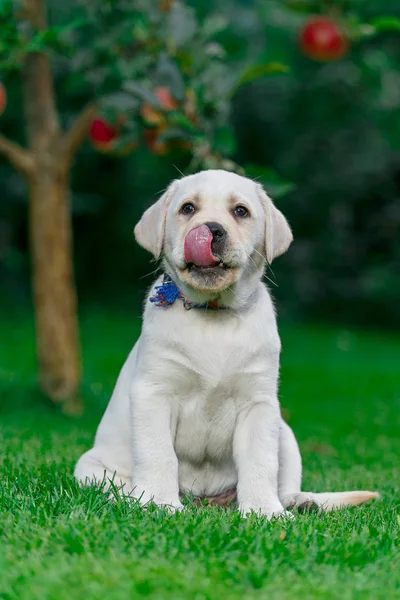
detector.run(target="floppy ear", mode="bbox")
[134,181,178,258]
[256,183,293,264]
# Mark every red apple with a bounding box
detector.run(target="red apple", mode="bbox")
[299,16,348,62]
[89,118,119,151]
[0,82,7,116]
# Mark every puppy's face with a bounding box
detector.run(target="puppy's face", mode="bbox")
[135,170,293,295]
[164,172,266,292]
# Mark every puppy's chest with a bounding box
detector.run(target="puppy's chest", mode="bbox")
[167,317,264,381]
[174,389,237,464]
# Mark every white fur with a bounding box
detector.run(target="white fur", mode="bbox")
[75,170,378,518]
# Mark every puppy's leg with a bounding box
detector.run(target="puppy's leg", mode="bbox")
[278,421,378,512]
[74,449,132,495]
[278,420,304,507]
[130,381,183,511]
[278,420,318,513]
[234,401,290,519]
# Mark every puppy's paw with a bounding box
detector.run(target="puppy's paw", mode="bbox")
[239,500,292,521]
[156,500,185,513]
[131,485,184,512]
[277,509,295,520]
[146,497,185,513]
[142,497,184,512]
[281,492,320,513]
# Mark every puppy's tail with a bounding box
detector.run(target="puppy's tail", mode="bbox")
[284,490,379,513]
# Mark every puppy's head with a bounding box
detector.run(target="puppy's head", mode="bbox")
[134,170,292,294]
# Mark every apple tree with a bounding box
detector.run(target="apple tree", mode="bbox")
[0,0,285,411]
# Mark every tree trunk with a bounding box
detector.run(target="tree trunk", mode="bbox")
[28,167,81,409]
[0,0,96,411]
[20,0,82,409]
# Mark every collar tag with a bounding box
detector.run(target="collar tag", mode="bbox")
[149,275,183,307]
[149,274,227,311]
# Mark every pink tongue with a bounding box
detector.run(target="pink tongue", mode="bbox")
[184,224,219,267]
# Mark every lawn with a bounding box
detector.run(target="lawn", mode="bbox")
[0,309,399,599]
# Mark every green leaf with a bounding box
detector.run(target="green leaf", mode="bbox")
[123,81,161,107]
[158,127,192,142]
[168,112,197,133]
[201,15,228,39]
[238,62,289,86]
[200,62,239,103]
[167,2,196,48]
[100,92,140,113]
[154,53,185,101]
[368,16,400,32]
[112,128,140,152]
[35,29,59,45]
[132,18,150,43]
[204,42,226,60]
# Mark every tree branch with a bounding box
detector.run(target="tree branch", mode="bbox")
[0,134,35,177]
[62,103,97,165]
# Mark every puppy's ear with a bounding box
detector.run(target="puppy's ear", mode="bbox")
[256,183,293,263]
[134,181,178,258]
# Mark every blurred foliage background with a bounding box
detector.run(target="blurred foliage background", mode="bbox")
[1,0,400,327]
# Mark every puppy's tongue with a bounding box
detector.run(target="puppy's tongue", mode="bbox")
[184,224,219,267]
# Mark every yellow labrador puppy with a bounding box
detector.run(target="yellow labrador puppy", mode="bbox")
[75,169,377,518]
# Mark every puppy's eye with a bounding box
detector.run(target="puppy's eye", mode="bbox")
[181,203,196,215]
[234,205,249,218]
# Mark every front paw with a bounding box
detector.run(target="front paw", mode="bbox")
[155,499,184,513]
[239,500,293,520]
[132,487,184,512]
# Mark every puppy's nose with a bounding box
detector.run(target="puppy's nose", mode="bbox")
[205,222,227,243]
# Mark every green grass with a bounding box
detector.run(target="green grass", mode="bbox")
[1,310,399,599]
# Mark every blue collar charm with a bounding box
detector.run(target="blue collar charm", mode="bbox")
[149,274,227,311]
[149,275,183,307]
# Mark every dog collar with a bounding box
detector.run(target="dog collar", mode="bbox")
[149,274,228,311]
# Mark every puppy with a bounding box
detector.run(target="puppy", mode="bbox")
[75,169,378,518]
